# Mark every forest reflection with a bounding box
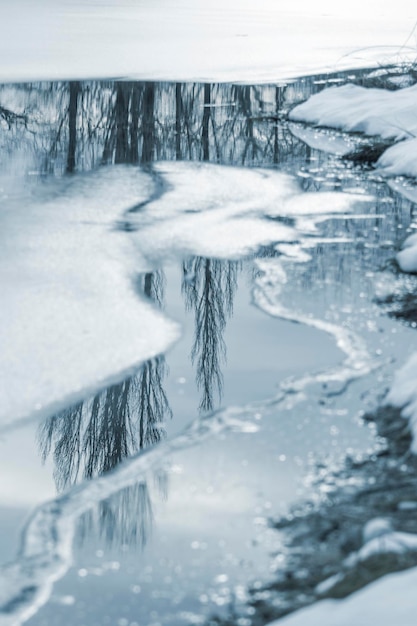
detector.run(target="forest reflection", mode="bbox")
[0,76,329,176]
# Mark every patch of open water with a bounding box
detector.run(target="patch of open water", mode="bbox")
[1,69,417,626]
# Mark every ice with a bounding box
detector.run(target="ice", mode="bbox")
[0,405,259,625]
[0,0,414,84]
[0,166,180,430]
[127,162,356,262]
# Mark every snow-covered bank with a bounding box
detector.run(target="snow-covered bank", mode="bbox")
[290,81,417,180]
[270,566,417,626]
[290,83,417,141]
[0,0,414,83]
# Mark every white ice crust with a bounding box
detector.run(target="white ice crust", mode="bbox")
[0,0,414,84]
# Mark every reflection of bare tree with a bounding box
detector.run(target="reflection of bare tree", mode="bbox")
[1,77,334,177]
[66,81,80,173]
[182,258,239,412]
[39,272,171,548]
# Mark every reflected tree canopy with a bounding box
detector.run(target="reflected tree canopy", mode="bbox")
[0,77,329,178]
[39,272,171,549]
[182,258,239,412]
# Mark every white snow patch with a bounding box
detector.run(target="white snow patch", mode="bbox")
[290,83,417,141]
[128,163,356,262]
[396,232,417,273]
[290,83,417,181]
[272,567,417,626]
[0,167,179,430]
[377,138,417,177]
[0,161,359,431]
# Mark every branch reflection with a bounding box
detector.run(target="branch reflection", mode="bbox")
[182,258,239,412]
[39,271,171,549]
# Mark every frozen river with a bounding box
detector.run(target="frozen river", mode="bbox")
[1,72,417,625]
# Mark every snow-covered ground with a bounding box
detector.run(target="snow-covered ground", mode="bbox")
[0,0,415,83]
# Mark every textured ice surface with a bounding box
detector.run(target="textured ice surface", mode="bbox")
[0,0,414,83]
[0,167,179,429]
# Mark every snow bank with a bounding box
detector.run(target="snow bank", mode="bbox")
[290,82,417,180]
[290,83,417,141]
[377,138,417,178]
[270,566,417,626]
[0,0,414,83]
[0,167,179,430]
[396,232,417,273]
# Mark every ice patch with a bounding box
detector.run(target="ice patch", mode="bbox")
[127,162,355,262]
[0,167,179,430]
[253,257,381,397]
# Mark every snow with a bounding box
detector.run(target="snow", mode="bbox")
[0,167,180,430]
[0,0,415,84]
[290,82,417,181]
[290,83,417,141]
[128,163,356,262]
[377,138,417,178]
[271,566,417,626]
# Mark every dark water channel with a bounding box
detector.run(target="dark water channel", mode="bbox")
[1,70,417,626]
